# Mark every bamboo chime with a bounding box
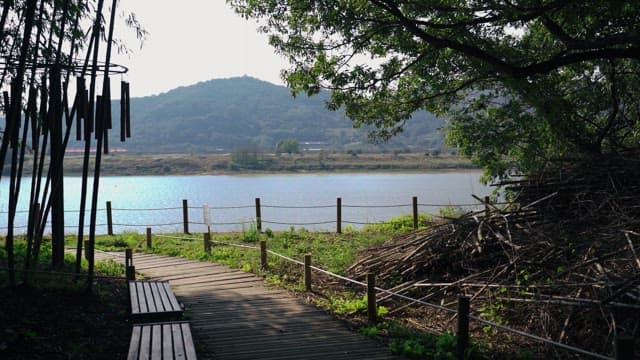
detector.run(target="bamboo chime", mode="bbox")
[1,0,132,288]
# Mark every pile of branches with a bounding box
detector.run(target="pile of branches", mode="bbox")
[349,155,640,357]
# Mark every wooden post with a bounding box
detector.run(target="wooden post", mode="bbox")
[182,199,190,234]
[412,196,418,230]
[457,296,470,360]
[125,248,132,267]
[367,273,377,324]
[106,201,113,235]
[336,197,342,234]
[255,198,262,233]
[484,196,490,217]
[146,227,152,248]
[260,240,267,270]
[615,336,634,360]
[126,265,135,280]
[304,254,312,292]
[204,232,211,254]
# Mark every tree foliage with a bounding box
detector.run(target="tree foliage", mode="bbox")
[276,138,300,153]
[228,0,640,180]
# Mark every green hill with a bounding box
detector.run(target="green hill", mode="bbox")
[103,76,446,153]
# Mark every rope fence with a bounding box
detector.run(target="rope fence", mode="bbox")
[124,232,629,360]
[1,196,501,235]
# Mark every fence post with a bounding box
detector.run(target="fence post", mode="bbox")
[457,296,470,360]
[304,254,312,292]
[204,232,211,254]
[255,198,262,233]
[126,265,136,280]
[336,197,342,234]
[260,240,267,270]
[125,248,135,280]
[615,335,634,360]
[412,196,418,230]
[106,201,113,235]
[367,273,377,324]
[125,248,132,267]
[146,227,152,248]
[182,199,190,234]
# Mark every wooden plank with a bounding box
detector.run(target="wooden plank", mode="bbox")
[151,324,162,359]
[181,323,198,360]
[127,325,141,360]
[171,323,186,359]
[162,282,182,312]
[148,281,163,312]
[162,323,173,359]
[138,325,151,360]
[155,281,172,312]
[136,281,148,314]
[129,281,140,315]
[143,282,157,313]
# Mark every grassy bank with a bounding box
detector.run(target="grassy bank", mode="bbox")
[50,152,476,176]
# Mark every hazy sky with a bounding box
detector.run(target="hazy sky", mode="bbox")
[112,0,288,97]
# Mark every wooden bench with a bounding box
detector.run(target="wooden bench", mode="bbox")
[129,280,183,322]
[127,321,197,360]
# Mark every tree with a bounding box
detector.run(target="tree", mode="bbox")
[276,138,300,154]
[228,0,640,180]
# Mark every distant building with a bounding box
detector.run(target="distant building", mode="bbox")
[301,141,329,152]
[66,147,128,154]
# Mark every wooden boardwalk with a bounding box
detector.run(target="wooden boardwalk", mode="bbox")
[95,251,401,360]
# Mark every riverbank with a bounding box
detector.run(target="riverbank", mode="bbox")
[53,152,476,176]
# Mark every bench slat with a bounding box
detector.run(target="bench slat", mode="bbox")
[136,281,149,314]
[155,281,172,312]
[144,282,157,313]
[129,281,140,315]
[171,323,186,359]
[162,323,174,359]
[151,324,162,359]
[127,325,141,360]
[139,324,151,360]
[162,282,181,312]
[181,322,198,360]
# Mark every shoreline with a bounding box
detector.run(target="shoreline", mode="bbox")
[57,152,480,176]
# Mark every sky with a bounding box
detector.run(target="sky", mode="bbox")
[112,0,289,97]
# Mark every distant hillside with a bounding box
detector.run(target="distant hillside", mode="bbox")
[99,76,446,153]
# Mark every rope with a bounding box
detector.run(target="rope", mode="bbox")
[189,221,254,226]
[112,206,182,211]
[343,204,410,208]
[342,220,390,225]
[267,250,305,266]
[263,204,334,209]
[262,220,335,226]
[154,234,198,242]
[112,222,183,227]
[468,315,612,359]
[259,248,612,359]
[198,205,254,210]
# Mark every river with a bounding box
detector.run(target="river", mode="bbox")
[0,172,491,234]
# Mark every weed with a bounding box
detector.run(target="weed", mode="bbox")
[363,214,433,234]
[242,223,260,243]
